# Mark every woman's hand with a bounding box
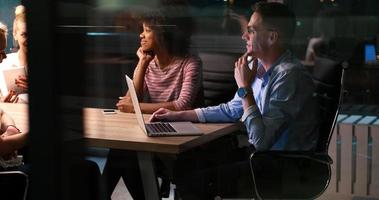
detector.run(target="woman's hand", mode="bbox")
[116,96,134,113]
[0,125,21,160]
[15,75,28,91]
[2,125,21,137]
[3,90,19,103]
[136,47,154,65]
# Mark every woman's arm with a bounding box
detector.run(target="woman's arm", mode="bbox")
[117,99,177,114]
[0,109,27,156]
[0,108,15,133]
[0,131,27,156]
[133,48,154,99]
[139,102,177,114]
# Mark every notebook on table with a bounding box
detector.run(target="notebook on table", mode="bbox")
[125,75,203,137]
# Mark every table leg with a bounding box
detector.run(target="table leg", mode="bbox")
[137,151,160,200]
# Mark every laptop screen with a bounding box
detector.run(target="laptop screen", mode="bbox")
[364,44,376,64]
[125,75,148,134]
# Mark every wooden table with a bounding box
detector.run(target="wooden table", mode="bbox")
[0,104,241,199]
[83,107,241,200]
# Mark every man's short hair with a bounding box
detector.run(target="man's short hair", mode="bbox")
[253,2,296,46]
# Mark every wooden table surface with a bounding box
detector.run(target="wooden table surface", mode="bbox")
[1,103,242,199]
[0,103,241,154]
[83,107,241,154]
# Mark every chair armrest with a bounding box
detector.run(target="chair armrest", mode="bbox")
[0,170,28,176]
[250,150,333,165]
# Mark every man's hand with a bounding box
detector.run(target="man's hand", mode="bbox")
[15,75,28,91]
[149,108,177,122]
[234,53,258,88]
[116,96,134,113]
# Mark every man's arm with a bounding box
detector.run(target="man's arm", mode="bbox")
[150,108,199,122]
[234,54,258,111]
[242,69,316,151]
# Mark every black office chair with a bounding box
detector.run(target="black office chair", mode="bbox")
[249,57,346,199]
[0,170,29,200]
[198,52,239,106]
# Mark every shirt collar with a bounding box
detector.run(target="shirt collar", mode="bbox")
[256,50,292,82]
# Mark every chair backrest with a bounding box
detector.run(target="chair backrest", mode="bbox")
[198,52,239,106]
[312,56,346,153]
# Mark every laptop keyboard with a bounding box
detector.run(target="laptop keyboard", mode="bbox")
[146,123,177,134]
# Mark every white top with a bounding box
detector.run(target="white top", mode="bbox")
[0,52,28,103]
[0,52,21,67]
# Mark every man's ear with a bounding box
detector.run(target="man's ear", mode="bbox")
[268,31,279,46]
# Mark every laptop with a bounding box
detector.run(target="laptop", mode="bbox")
[364,43,377,64]
[125,75,203,137]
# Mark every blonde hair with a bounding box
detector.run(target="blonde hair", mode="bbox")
[15,5,26,16]
[13,5,26,33]
[12,5,26,49]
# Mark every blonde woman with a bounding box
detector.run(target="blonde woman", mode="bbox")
[0,5,28,103]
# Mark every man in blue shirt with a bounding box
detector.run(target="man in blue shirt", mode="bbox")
[151,2,319,198]
[151,3,319,152]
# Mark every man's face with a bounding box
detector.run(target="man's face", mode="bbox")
[241,12,271,57]
[0,32,6,63]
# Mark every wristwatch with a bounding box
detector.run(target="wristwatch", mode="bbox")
[237,87,250,99]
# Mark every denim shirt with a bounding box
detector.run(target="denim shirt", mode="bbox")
[195,51,319,151]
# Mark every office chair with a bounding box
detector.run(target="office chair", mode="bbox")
[0,170,29,200]
[198,52,239,106]
[249,57,345,199]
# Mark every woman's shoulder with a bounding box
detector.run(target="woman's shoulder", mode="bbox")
[5,52,18,60]
[182,54,202,66]
[0,52,19,68]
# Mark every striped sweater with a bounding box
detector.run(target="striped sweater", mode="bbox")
[134,55,202,110]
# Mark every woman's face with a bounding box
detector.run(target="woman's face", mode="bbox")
[139,23,157,51]
[14,21,27,50]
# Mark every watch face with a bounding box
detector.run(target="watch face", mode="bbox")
[237,87,247,98]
